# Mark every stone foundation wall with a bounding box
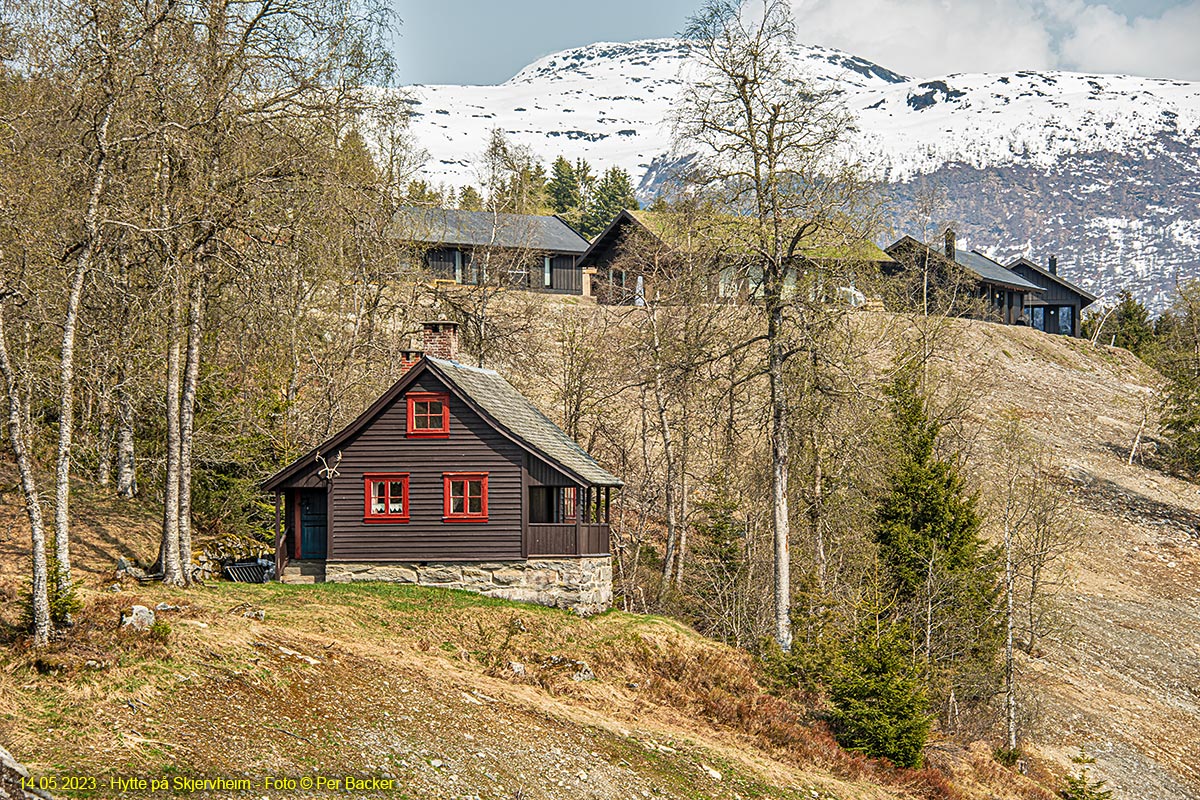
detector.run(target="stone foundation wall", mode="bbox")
[324,557,612,615]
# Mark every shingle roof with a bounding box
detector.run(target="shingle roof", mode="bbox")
[955,249,1042,291]
[428,358,622,487]
[262,357,622,492]
[396,207,589,254]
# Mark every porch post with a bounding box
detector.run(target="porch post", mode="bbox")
[273,492,282,581]
[575,485,585,556]
[293,491,302,560]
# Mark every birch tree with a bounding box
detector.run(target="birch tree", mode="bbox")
[677,0,873,649]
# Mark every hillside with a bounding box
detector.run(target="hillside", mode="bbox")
[402,38,1200,310]
[1,313,1199,799]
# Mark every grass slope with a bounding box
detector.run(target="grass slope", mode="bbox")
[1,313,1196,799]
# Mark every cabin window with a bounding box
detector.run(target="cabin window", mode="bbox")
[543,256,553,288]
[407,392,450,437]
[363,473,409,523]
[443,472,488,522]
[560,486,577,522]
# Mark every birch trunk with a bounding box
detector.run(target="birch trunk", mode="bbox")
[673,426,689,590]
[96,389,113,486]
[51,97,114,607]
[810,426,826,593]
[160,290,184,586]
[176,275,204,585]
[769,297,792,651]
[1005,520,1018,752]
[0,305,52,645]
[115,370,137,497]
[648,310,678,595]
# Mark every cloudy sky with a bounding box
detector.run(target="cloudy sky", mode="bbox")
[393,0,1200,85]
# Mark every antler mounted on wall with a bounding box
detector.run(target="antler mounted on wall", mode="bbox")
[315,450,342,481]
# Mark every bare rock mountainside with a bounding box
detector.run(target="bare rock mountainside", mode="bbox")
[405,39,1200,311]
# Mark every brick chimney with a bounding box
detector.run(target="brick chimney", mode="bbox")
[422,320,459,362]
[944,227,956,259]
[398,346,423,377]
[1048,255,1058,275]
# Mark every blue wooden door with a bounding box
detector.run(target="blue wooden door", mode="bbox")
[299,490,327,559]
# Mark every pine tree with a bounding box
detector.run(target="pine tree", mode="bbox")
[1085,290,1154,354]
[875,377,987,601]
[1061,751,1113,800]
[546,156,579,215]
[581,166,638,237]
[1152,281,1200,477]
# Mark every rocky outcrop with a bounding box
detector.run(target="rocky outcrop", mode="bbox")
[0,744,50,800]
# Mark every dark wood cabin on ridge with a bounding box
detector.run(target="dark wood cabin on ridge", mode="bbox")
[261,321,621,613]
[576,209,894,305]
[1006,255,1096,337]
[396,207,590,295]
[884,231,1046,326]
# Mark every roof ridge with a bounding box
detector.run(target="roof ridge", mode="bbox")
[427,356,498,375]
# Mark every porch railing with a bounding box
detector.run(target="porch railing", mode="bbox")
[527,523,609,557]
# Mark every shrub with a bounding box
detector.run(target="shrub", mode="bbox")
[148,620,172,644]
[1061,751,1112,800]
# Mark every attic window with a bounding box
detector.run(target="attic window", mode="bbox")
[407,392,450,437]
[443,473,488,522]
[364,473,409,523]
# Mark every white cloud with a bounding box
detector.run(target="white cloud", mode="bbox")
[1058,2,1200,78]
[786,0,1200,80]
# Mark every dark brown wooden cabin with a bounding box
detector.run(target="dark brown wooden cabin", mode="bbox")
[577,209,894,304]
[261,322,621,584]
[396,207,590,295]
[1006,256,1097,337]
[885,232,1044,325]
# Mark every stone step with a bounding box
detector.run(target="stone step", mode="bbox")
[281,560,325,584]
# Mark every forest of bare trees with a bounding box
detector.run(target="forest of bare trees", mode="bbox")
[0,0,1086,770]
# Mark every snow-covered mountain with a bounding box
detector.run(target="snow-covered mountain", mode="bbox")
[404,39,1200,310]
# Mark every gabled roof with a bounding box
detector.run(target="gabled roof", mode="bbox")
[1007,257,1098,304]
[394,207,589,254]
[885,236,1041,292]
[955,249,1042,292]
[428,358,620,487]
[577,209,894,267]
[262,357,621,492]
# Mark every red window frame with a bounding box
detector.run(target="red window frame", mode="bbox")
[443,472,488,522]
[407,392,450,438]
[363,473,410,523]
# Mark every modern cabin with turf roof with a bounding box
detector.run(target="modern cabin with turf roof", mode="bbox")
[576,209,894,304]
[396,207,590,295]
[1006,255,1097,337]
[262,321,621,613]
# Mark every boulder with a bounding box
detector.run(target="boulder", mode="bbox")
[119,605,155,632]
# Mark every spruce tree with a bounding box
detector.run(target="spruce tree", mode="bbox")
[581,166,639,237]
[458,185,483,211]
[829,587,931,768]
[873,373,1002,711]
[546,156,579,215]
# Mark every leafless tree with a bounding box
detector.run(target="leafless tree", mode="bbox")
[677,0,876,649]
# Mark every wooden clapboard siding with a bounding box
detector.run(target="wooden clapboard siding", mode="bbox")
[548,254,581,294]
[307,371,526,562]
[528,456,575,487]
